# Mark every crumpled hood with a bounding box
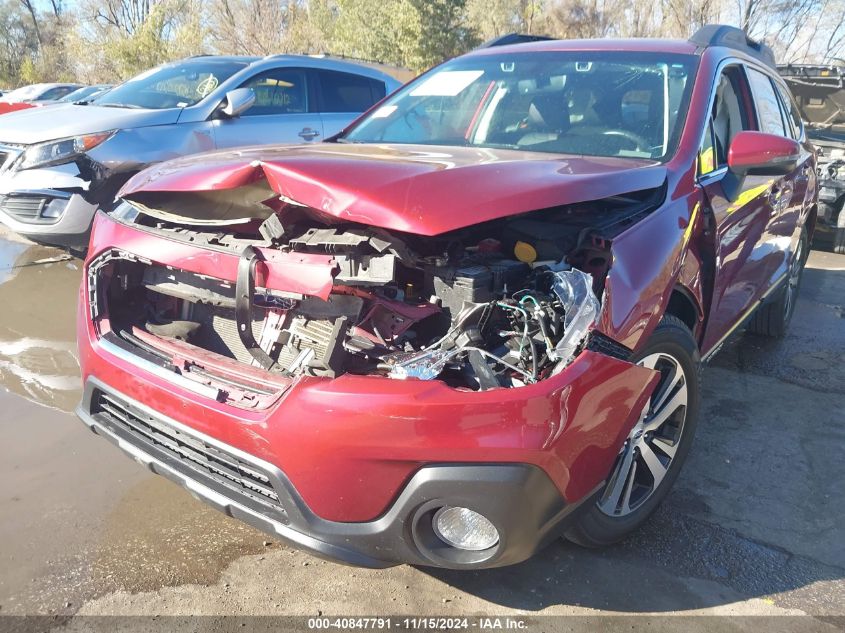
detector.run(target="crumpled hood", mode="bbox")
[0,104,180,145]
[120,143,667,236]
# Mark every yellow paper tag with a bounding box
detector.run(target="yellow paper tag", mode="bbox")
[699,147,715,175]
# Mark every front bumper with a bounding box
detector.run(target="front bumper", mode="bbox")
[76,213,659,568]
[0,161,97,250]
[77,378,587,569]
[0,191,97,249]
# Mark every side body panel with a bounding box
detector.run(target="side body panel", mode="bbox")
[699,170,778,351]
[211,112,325,148]
[596,169,702,352]
[699,63,817,353]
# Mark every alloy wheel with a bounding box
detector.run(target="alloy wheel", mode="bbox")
[783,237,805,320]
[597,352,688,517]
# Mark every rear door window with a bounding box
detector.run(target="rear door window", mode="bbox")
[316,70,386,113]
[40,86,75,100]
[747,67,788,137]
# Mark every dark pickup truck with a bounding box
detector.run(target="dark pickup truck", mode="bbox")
[778,63,845,252]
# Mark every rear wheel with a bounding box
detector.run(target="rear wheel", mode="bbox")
[834,210,845,255]
[566,316,700,547]
[747,228,807,338]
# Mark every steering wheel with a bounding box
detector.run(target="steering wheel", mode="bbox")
[601,128,650,153]
[402,105,433,137]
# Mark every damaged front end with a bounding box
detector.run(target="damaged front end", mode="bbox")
[87,176,661,401]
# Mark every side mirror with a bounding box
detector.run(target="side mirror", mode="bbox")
[727,131,800,177]
[218,88,255,119]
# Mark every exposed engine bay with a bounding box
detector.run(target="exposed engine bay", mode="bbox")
[90,191,657,400]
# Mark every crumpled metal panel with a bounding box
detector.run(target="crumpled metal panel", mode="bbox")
[118,143,668,236]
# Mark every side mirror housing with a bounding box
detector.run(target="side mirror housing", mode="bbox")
[727,130,800,177]
[217,88,255,119]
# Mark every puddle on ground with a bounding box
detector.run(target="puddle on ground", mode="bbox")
[0,231,81,412]
[91,477,272,595]
[0,230,271,603]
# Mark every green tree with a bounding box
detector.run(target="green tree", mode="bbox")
[330,0,477,71]
[0,0,38,86]
[412,0,479,68]
[330,0,420,68]
[286,0,336,54]
[467,0,520,41]
[67,0,205,82]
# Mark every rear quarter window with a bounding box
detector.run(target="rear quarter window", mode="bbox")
[773,81,804,139]
[747,67,787,137]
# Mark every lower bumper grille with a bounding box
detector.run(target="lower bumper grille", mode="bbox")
[0,194,48,221]
[90,388,289,523]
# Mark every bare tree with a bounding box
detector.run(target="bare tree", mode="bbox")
[18,0,41,44]
[546,0,617,39]
[207,0,288,55]
[660,0,719,38]
[90,0,156,35]
[467,0,520,40]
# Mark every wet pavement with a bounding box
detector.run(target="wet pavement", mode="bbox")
[0,236,79,412]
[0,226,842,629]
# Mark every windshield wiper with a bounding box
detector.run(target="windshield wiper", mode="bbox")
[98,103,144,109]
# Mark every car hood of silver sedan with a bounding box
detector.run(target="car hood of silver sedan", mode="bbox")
[0,103,182,145]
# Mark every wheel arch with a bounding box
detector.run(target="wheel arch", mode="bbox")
[665,285,703,341]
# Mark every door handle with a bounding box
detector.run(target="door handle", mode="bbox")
[298,127,320,140]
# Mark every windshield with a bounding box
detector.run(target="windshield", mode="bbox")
[343,52,697,160]
[94,61,247,110]
[58,85,107,103]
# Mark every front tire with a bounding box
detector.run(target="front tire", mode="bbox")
[566,315,700,547]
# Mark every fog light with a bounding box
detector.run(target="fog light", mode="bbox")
[41,198,67,219]
[432,506,499,551]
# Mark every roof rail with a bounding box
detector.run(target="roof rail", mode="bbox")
[264,51,393,67]
[476,33,555,49]
[689,24,776,68]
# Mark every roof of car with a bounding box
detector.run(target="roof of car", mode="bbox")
[173,53,407,84]
[467,25,775,68]
[180,55,261,64]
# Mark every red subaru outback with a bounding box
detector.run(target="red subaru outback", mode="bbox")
[76,25,817,569]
